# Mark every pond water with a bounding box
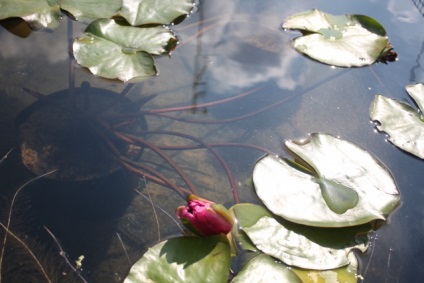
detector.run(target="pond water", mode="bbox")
[1,0,424,282]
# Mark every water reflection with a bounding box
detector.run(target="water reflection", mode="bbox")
[1,0,424,282]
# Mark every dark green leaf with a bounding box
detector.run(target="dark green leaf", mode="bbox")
[124,235,231,283]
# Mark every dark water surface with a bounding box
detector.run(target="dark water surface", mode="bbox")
[1,0,424,282]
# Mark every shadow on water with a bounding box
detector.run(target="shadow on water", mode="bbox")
[2,0,424,282]
[0,148,139,282]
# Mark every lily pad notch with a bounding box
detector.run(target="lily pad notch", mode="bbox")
[253,133,400,227]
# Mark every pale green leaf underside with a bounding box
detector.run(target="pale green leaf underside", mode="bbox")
[253,133,399,227]
[124,236,230,283]
[121,0,195,26]
[73,19,176,81]
[370,84,424,159]
[283,9,389,67]
[291,253,360,283]
[243,216,367,270]
[0,0,60,29]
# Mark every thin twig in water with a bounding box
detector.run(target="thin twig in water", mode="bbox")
[116,233,131,264]
[0,148,14,166]
[134,190,184,233]
[0,222,52,283]
[361,233,378,282]
[0,169,57,281]
[44,226,88,283]
[142,176,160,243]
[384,248,393,283]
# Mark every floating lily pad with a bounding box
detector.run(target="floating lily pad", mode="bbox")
[0,0,61,30]
[124,235,230,283]
[231,203,273,251]
[73,18,177,82]
[244,216,367,270]
[58,0,121,21]
[370,84,424,159]
[253,133,400,227]
[120,0,195,26]
[283,9,394,67]
[233,204,368,270]
[231,254,302,283]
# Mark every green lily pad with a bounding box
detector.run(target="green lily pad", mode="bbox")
[58,0,121,21]
[234,204,371,270]
[233,204,369,270]
[231,254,302,283]
[120,0,195,26]
[124,235,231,283]
[283,9,393,67]
[370,84,424,159]
[0,0,61,30]
[244,216,367,270]
[253,133,400,227]
[73,18,177,82]
[231,203,274,251]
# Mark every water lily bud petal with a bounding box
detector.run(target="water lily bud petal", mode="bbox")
[176,194,234,236]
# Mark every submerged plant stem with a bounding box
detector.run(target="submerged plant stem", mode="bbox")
[138,130,240,203]
[44,227,88,283]
[139,87,262,115]
[0,222,52,283]
[116,132,199,196]
[0,169,57,281]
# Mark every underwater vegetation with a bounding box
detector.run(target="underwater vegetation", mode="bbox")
[2,0,424,282]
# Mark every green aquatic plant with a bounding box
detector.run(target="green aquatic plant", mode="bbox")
[253,133,400,227]
[283,9,396,67]
[73,19,177,82]
[370,83,424,159]
[124,132,400,283]
[0,0,195,81]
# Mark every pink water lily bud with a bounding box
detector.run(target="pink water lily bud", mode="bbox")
[176,195,234,236]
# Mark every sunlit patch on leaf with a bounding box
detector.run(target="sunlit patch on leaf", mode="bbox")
[120,0,195,26]
[234,204,369,270]
[73,18,177,82]
[231,254,302,283]
[124,235,230,283]
[370,83,424,159]
[58,0,121,21]
[253,133,400,227]
[282,9,395,67]
[0,0,61,30]
[291,252,360,283]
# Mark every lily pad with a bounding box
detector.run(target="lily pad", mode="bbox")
[120,0,195,26]
[73,18,177,82]
[243,216,367,270]
[233,204,367,270]
[231,254,302,283]
[124,235,230,283]
[231,203,274,251]
[253,133,400,227]
[370,84,424,159]
[283,9,393,67]
[233,204,368,270]
[0,0,61,30]
[58,0,121,21]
